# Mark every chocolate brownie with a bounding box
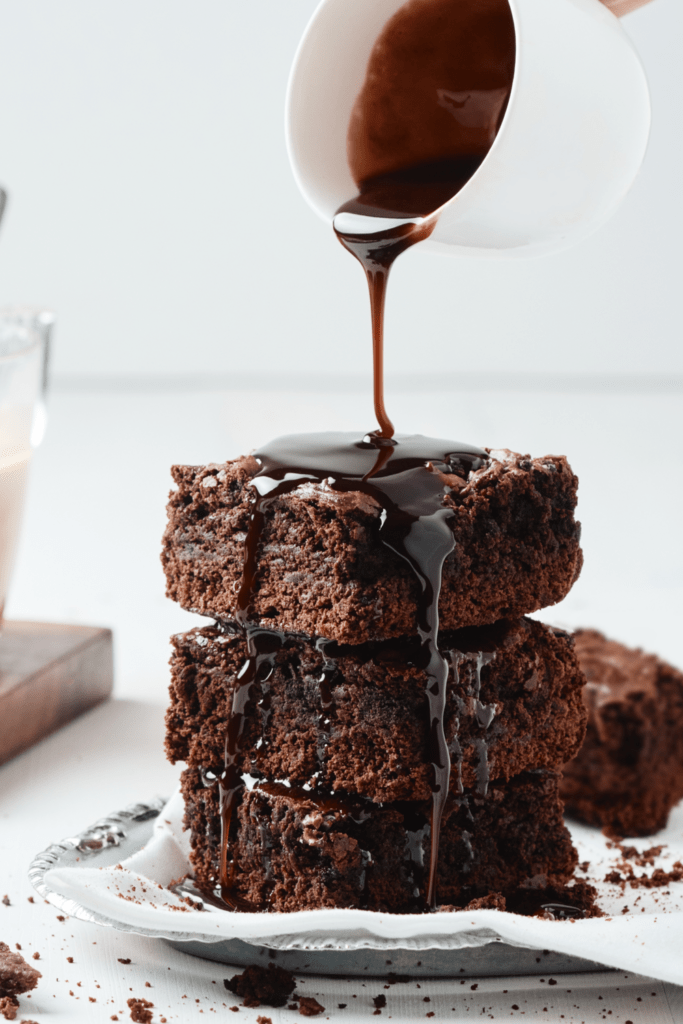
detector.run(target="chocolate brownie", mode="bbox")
[181,768,577,913]
[166,617,587,802]
[162,446,582,643]
[224,964,296,1007]
[561,630,683,837]
[0,943,41,998]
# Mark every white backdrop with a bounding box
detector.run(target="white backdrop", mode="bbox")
[0,0,681,380]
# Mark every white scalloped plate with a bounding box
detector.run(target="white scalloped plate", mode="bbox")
[28,790,683,982]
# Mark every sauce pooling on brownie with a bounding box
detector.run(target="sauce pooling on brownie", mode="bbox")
[216,431,487,909]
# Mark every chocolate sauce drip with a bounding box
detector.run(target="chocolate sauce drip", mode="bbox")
[460,829,475,875]
[333,205,437,440]
[315,639,338,776]
[249,798,274,883]
[216,626,283,910]
[403,810,431,903]
[447,649,496,796]
[447,652,466,796]
[469,652,496,796]
[230,431,486,909]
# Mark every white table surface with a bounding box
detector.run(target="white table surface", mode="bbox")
[2,382,683,1022]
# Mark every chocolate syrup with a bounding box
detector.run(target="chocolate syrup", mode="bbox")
[214,0,515,911]
[334,0,515,437]
[228,431,486,908]
[216,626,283,910]
[468,652,497,795]
[314,638,338,774]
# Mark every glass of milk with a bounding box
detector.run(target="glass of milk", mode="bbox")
[0,308,53,623]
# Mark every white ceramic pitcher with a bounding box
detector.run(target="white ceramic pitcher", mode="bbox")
[286,0,651,258]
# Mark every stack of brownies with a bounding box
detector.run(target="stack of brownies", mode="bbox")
[162,438,589,913]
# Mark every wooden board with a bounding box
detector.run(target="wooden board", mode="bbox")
[0,620,113,766]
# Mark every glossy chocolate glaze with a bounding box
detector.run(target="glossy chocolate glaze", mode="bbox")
[213,431,485,908]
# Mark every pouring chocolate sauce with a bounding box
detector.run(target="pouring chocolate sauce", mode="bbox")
[335,0,515,438]
[216,0,515,911]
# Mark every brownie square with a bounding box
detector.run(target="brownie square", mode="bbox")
[181,768,577,913]
[561,629,683,837]
[161,447,582,643]
[166,617,587,803]
[0,942,41,997]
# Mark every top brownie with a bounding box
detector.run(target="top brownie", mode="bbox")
[162,446,582,643]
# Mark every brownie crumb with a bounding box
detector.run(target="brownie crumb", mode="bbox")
[0,943,42,997]
[623,844,664,865]
[224,964,296,1008]
[373,994,387,1008]
[118,959,132,965]
[256,1017,273,1024]
[1,899,9,909]
[229,1007,239,1013]
[464,892,506,911]
[20,1019,39,1024]
[603,843,683,889]
[298,996,325,1017]
[66,957,74,964]
[127,997,154,1023]
[0,995,19,1021]
[338,1004,347,1010]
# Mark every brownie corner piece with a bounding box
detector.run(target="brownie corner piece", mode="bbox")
[561,629,683,837]
[161,446,582,643]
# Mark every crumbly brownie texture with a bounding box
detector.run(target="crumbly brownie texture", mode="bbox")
[162,448,582,644]
[181,769,576,913]
[224,964,296,1008]
[127,998,154,1024]
[166,618,587,802]
[0,943,41,998]
[561,630,683,838]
